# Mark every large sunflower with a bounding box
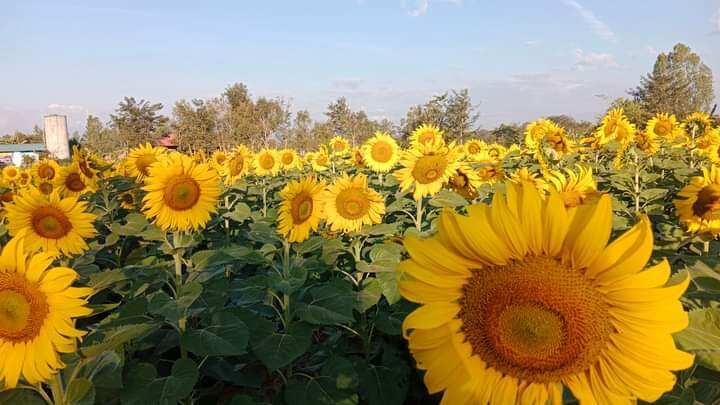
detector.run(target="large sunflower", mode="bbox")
[277,177,325,243]
[142,153,221,231]
[4,189,96,257]
[223,145,253,186]
[362,131,400,173]
[124,143,166,182]
[2,166,19,183]
[410,124,445,148]
[399,181,692,404]
[254,149,281,176]
[329,136,350,156]
[396,142,461,200]
[674,165,720,235]
[646,113,685,145]
[543,165,598,208]
[53,163,97,197]
[0,237,92,389]
[322,173,385,233]
[31,159,60,182]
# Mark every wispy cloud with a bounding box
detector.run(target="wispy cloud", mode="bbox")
[562,0,616,42]
[712,8,720,33]
[524,40,541,46]
[331,78,365,91]
[573,49,619,70]
[406,0,462,17]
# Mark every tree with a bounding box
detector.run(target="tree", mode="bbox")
[253,97,291,149]
[172,99,221,153]
[284,110,314,151]
[110,97,168,148]
[631,43,714,117]
[83,115,121,156]
[605,98,651,127]
[478,123,523,145]
[400,89,479,143]
[546,114,594,138]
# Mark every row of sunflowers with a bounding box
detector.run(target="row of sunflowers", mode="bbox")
[0,109,718,404]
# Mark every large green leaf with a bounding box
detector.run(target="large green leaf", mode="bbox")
[80,323,156,357]
[674,308,720,371]
[296,281,354,325]
[182,312,249,356]
[122,359,199,405]
[252,323,313,371]
[284,357,359,405]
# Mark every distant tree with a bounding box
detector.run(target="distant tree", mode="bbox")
[172,99,221,153]
[0,126,44,144]
[285,110,313,151]
[254,97,291,149]
[83,115,121,156]
[606,98,651,127]
[478,123,523,145]
[110,97,168,148]
[546,114,594,137]
[631,43,714,117]
[400,89,479,143]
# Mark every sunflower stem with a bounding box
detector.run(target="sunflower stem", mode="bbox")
[172,231,188,359]
[281,239,292,328]
[261,181,268,217]
[49,373,64,405]
[703,240,710,255]
[415,197,424,232]
[633,151,641,213]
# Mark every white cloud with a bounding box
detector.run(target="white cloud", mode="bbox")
[47,103,86,112]
[573,48,619,70]
[331,78,365,91]
[645,45,661,56]
[562,0,616,42]
[524,40,541,46]
[406,0,462,17]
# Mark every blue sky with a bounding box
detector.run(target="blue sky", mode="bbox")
[1,0,719,134]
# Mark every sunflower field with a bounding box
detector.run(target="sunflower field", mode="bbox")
[1,109,720,405]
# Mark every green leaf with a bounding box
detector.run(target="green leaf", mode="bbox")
[355,278,383,312]
[294,236,325,254]
[356,345,409,405]
[674,308,720,371]
[123,359,199,405]
[181,312,249,356]
[284,357,359,405]
[428,190,468,207]
[268,265,307,295]
[229,395,260,405]
[253,323,313,371]
[112,212,150,235]
[376,271,400,305]
[363,223,398,236]
[87,269,128,294]
[80,323,155,357]
[225,202,252,222]
[191,249,236,271]
[65,377,95,405]
[177,281,203,310]
[0,390,46,405]
[297,281,354,325]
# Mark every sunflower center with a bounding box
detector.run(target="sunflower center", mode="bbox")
[332,142,346,152]
[1,191,14,203]
[418,131,435,145]
[291,193,314,223]
[282,153,294,165]
[6,168,18,178]
[459,255,612,383]
[31,206,73,239]
[371,142,393,163]
[316,155,328,166]
[692,184,720,220]
[163,177,201,211]
[38,182,53,195]
[259,154,275,170]
[654,122,669,136]
[79,160,94,178]
[215,154,227,164]
[38,165,56,180]
[451,172,468,188]
[336,188,369,220]
[0,273,49,343]
[412,155,447,184]
[136,154,158,176]
[468,144,480,154]
[228,156,244,176]
[65,173,86,192]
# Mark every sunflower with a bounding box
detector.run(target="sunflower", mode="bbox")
[595,108,625,146]
[524,119,552,150]
[53,163,96,197]
[509,167,547,191]
[277,177,326,243]
[32,160,60,182]
[635,130,661,155]
[684,111,713,135]
[142,153,221,231]
[396,142,461,200]
[410,124,444,148]
[4,189,96,257]
[279,149,301,171]
[254,149,281,176]
[398,181,692,404]
[329,136,350,156]
[2,166,19,183]
[543,122,575,157]
[211,150,228,172]
[311,149,331,172]
[37,181,55,196]
[322,173,385,233]
[646,113,685,145]
[73,148,98,182]
[17,171,31,188]
[486,143,508,161]
[362,131,400,173]
[543,165,598,208]
[124,143,166,182]
[448,164,482,200]
[463,139,486,158]
[674,165,720,235]
[119,191,137,210]
[477,163,505,184]
[351,147,366,168]
[0,237,93,389]
[223,145,253,185]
